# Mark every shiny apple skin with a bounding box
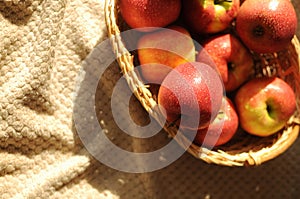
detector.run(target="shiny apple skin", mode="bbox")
[236,0,297,53]
[235,77,296,137]
[182,0,240,34]
[192,97,239,147]
[158,62,224,130]
[197,34,254,92]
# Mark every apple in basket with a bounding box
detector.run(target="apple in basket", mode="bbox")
[137,26,196,84]
[158,62,224,130]
[235,0,298,53]
[235,77,297,137]
[182,0,240,34]
[186,97,239,147]
[119,0,181,32]
[197,33,254,92]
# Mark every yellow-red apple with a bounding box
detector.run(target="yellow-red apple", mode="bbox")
[182,0,240,34]
[138,26,196,83]
[235,77,296,137]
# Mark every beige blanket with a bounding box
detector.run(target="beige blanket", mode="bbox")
[1,0,299,198]
[0,1,171,198]
[0,0,131,198]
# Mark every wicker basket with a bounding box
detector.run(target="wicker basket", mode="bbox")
[104,0,300,166]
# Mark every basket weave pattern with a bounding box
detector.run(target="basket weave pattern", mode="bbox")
[105,0,300,166]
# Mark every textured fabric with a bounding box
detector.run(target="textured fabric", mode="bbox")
[0,0,126,198]
[0,0,300,198]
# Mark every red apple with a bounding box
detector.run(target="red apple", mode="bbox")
[138,26,196,84]
[236,0,297,53]
[235,77,297,137]
[158,62,224,130]
[197,33,254,92]
[187,97,239,147]
[182,0,240,34]
[119,0,181,32]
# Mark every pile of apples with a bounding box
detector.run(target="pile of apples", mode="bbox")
[119,0,298,147]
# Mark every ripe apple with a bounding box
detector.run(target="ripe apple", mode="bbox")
[138,26,196,84]
[235,77,297,137]
[185,97,239,147]
[197,33,254,92]
[158,62,224,130]
[182,0,240,34]
[119,0,181,32]
[235,0,298,53]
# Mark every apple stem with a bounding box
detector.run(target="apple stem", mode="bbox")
[228,62,235,71]
[214,0,232,4]
[253,25,265,37]
[167,115,181,128]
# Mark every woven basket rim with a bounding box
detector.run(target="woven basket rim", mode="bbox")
[104,0,300,166]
